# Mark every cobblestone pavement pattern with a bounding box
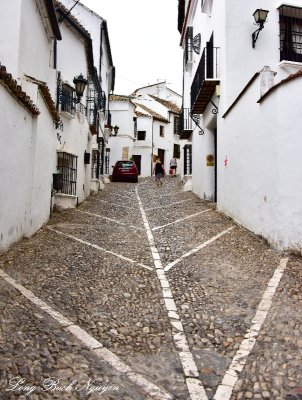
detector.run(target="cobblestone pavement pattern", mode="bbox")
[0,177,301,400]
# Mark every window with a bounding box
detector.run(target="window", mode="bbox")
[185,26,193,64]
[173,144,181,159]
[279,5,302,62]
[91,149,99,179]
[137,130,146,140]
[160,125,165,137]
[183,144,192,175]
[57,152,77,195]
[61,83,76,115]
[174,116,180,135]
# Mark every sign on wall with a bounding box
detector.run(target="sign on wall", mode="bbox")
[206,154,215,166]
[122,147,129,160]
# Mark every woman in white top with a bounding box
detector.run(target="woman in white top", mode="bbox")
[170,157,177,177]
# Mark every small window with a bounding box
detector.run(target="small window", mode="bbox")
[137,130,146,140]
[185,26,193,64]
[174,116,180,135]
[160,125,165,137]
[173,144,181,159]
[279,5,302,62]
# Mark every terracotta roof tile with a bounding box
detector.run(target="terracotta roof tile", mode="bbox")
[0,64,40,116]
[149,94,181,113]
[134,103,169,123]
[109,94,135,101]
[54,0,91,38]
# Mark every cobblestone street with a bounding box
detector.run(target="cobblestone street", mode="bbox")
[0,177,302,400]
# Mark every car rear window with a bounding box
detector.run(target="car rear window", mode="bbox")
[116,161,135,169]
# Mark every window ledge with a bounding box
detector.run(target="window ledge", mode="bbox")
[61,111,76,120]
[279,60,302,74]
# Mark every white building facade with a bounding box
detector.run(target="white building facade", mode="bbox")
[0,0,115,252]
[0,0,61,252]
[178,0,302,250]
[108,82,185,178]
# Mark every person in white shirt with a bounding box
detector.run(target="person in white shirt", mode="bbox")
[169,157,177,177]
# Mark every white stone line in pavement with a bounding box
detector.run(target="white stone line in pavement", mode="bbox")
[145,198,194,211]
[135,187,208,400]
[48,227,152,271]
[98,199,137,210]
[76,210,144,231]
[152,209,212,231]
[213,257,289,400]
[164,226,235,272]
[0,270,173,400]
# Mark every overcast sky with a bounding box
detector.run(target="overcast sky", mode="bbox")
[79,0,183,95]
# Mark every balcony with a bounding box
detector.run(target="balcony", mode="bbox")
[179,108,193,139]
[191,35,220,114]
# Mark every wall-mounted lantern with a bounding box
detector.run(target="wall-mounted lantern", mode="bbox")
[73,73,88,103]
[252,9,269,48]
[109,125,119,136]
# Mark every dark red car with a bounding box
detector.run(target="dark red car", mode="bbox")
[112,160,138,183]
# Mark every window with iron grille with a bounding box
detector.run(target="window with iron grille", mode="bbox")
[61,84,76,115]
[137,130,146,140]
[174,116,180,135]
[185,26,193,64]
[160,125,165,137]
[279,5,302,62]
[57,152,77,196]
[173,144,181,159]
[184,144,192,175]
[91,149,99,179]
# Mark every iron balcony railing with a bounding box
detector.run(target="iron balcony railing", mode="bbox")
[191,34,220,114]
[181,108,193,131]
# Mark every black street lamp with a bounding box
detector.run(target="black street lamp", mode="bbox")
[73,73,88,103]
[110,125,119,136]
[252,9,269,48]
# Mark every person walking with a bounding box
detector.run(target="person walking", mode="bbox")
[169,157,177,177]
[153,158,164,187]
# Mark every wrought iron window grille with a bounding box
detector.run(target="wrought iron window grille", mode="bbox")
[185,26,194,64]
[279,5,302,62]
[180,108,193,132]
[56,152,78,196]
[57,81,76,116]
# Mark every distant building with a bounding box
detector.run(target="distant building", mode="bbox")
[178,0,302,251]
[108,82,186,177]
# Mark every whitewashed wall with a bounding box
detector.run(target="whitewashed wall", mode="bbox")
[0,87,34,250]
[55,21,91,205]
[107,100,136,172]
[218,74,302,251]
[0,1,22,76]
[0,0,59,252]
[183,0,302,250]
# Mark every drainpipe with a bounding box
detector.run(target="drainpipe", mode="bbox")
[151,117,154,176]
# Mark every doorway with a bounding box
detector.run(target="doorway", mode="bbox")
[132,155,141,175]
[214,128,217,202]
[158,149,165,165]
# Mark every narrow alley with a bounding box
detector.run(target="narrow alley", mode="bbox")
[0,178,301,400]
